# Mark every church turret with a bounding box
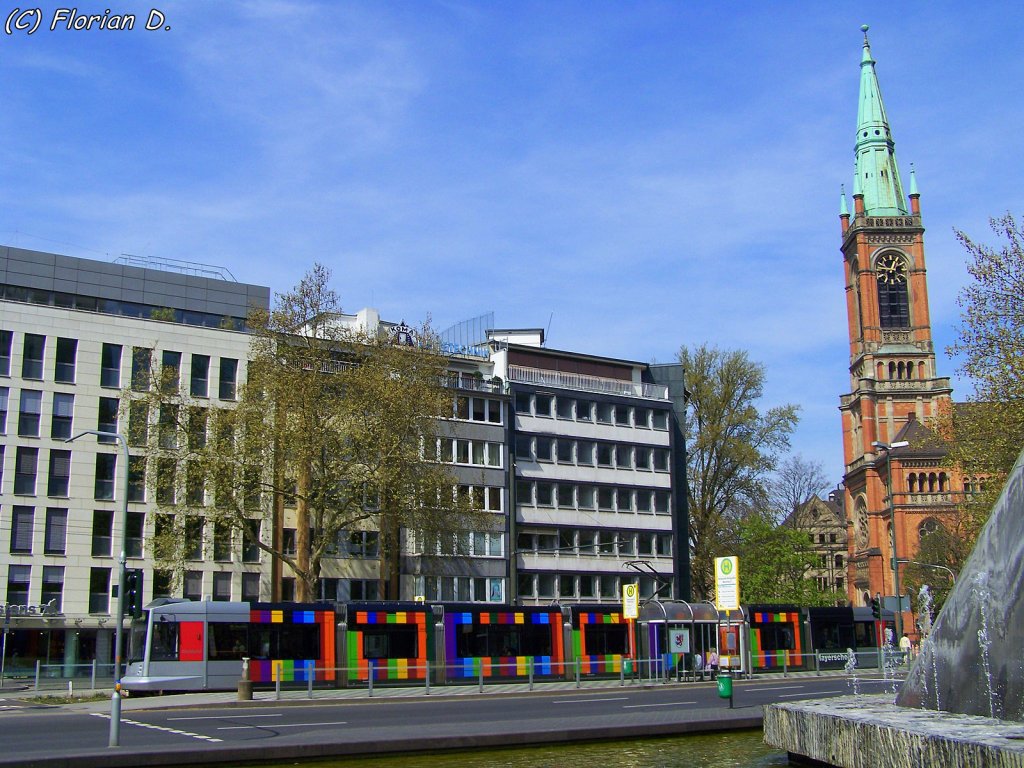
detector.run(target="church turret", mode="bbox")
[855,25,907,216]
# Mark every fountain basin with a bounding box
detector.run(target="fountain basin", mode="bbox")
[764,695,1024,767]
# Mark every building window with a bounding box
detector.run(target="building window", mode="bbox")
[161,350,182,393]
[241,572,260,601]
[597,443,613,467]
[596,403,613,423]
[97,397,119,441]
[41,566,64,611]
[242,520,260,562]
[652,411,669,430]
[51,392,74,439]
[534,394,553,417]
[190,354,210,397]
[15,446,38,495]
[535,437,554,462]
[22,334,45,379]
[95,453,116,500]
[184,517,203,560]
[635,407,651,428]
[18,389,42,437]
[91,509,113,557]
[7,565,30,606]
[0,330,11,376]
[131,347,152,391]
[0,386,7,433]
[514,391,531,414]
[156,458,176,504]
[614,406,630,426]
[100,343,122,387]
[128,401,149,447]
[653,449,669,471]
[152,570,173,599]
[281,578,295,601]
[126,511,145,558]
[214,524,233,561]
[10,506,34,553]
[183,571,203,600]
[877,253,910,328]
[213,572,232,601]
[54,338,77,383]
[89,568,110,613]
[127,456,146,502]
[218,358,238,400]
[556,397,574,420]
[47,449,71,497]
[615,444,632,468]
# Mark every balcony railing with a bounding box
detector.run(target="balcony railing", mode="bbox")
[507,365,668,401]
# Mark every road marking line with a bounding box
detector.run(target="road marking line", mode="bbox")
[168,713,284,721]
[217,721,347,731]
[90,712,222,742]
[780,690,844,697]
[623,701,697,708]
[553,697,629,704]
[754,686,806,692]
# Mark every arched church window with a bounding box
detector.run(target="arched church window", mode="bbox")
[888,362,896,379]
[907,361,915,379]
[919,518,941,541]
[876,252,910,328]
[938,472,947,492]
[927,473,937,492]
[855,499,869,550]
[907,473,917,494]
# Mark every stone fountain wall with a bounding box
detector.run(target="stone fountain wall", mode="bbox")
[896,446,1024,721]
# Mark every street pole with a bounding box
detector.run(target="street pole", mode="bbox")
[872,440,908,640]
[68,429,129,747]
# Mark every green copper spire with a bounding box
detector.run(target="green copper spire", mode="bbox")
[840,184,849,216]
[854,25,907,215]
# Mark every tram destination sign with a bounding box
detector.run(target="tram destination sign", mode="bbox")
[714,556,740,611]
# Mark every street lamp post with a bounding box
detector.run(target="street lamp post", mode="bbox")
[67,429,129,748]
[872,439,909,639]
[897,559,957,585]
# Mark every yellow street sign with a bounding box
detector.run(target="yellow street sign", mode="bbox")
[622,583,639,619]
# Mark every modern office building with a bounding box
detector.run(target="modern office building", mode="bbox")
[0,245,269,671]
[0,244,688,675]
[488,331,684,605]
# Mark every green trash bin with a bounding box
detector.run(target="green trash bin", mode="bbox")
[623,657,633,675]
[717,671,733,699]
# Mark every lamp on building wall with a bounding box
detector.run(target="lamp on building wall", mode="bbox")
[872,439,909,638]
[67,428,128,748]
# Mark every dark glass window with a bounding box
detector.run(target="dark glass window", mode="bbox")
[95,453,116,500]
[218,358,238,400]
[18,389,42,436]
[15,446,38,495]
[47,449,71,497]
[91,509,113,557]
[41,565,64,611]
[97,396,118,441]
[131,347,152,391]
[51,392,74,439]
[7,565,30,605]
[126,511,145,558]
[22,334,45,379]
[190,354,210,397]
[161,350,182,393]
[10,506,34,553]
[54,338,77,383]
[100,343,122,387]
[127,456,146,502]
[0,330,12,375]
[0,386,7,433]
[44,508,67,554]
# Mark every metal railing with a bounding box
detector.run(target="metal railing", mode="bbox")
[507,365,668,401]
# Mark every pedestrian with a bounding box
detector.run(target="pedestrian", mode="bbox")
[899,633,912,664]
[707,647,719,678]
[694,651,704,681]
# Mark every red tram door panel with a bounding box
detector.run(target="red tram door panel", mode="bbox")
[180,621,205,661]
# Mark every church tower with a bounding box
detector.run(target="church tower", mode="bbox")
[839,27,954,616]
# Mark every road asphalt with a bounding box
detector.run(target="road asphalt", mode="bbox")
[0,671,863,767]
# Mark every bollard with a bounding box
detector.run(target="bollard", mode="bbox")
[529,657,535,691]
[783,656,788,678]
[425,661,430,696]
[237,657,253,701]
[307,663,314,699]
[368,660,374,698]
[34,660,40,692]
[68,680,73,698]
[275,662,282,701]
[478,663,484,693]
[815,652,821,676]
[91,660,97,690]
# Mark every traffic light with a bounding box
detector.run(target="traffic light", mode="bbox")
[870,594,881,620]
[124,569,145,620]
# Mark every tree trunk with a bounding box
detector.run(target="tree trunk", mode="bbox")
[296,459,312,601]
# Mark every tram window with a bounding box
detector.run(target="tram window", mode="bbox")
[584,625,627,655]
[854,621,874,648]
[250,625,321,660]
[129,624,148,663]
[151,621,180,661]
[209,623,249,660]
[363,627,418,659]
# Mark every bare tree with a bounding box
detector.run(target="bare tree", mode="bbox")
[770,455,831,525]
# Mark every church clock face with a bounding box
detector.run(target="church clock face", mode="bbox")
[876,253,906,284]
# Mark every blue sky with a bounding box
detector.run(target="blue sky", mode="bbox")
[2,2,1022,485]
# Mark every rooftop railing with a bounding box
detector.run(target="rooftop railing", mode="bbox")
[507,365,668,401]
